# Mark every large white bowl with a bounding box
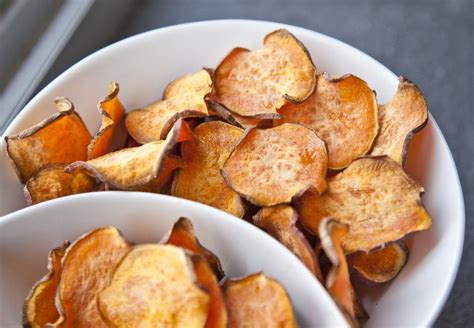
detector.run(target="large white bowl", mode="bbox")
[0,20,464,326]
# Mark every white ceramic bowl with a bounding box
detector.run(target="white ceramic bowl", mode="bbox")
[0,20,464,326]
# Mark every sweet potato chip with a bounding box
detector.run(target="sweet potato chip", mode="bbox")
[172,121,245,217]
[126,70,212,143]
[253,205,322,281]
[223,272,298,328]
[5,98,91,183]
[24,164,97,205]
[206,99,263,128]
[132,155,184,193]
[98,244,210,328]
[276,74,378,169]
[213,29,316,118]
[222,123,327,206]
[163,217,225,280]
[348,242,408,283]
[23,242,69,328]
[370,77,428,165]
[53,227,131,327]
[299,156,432,253]
[87,82,125,159]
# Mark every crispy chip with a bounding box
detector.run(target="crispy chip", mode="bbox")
[370,77,428,165]
[276,74,378,169]
[348,242,408,283]
[222,123,327,206]
[24,164,97,205]
[5,98,91,183]
[213,29,316,118]
[98,244,210,327]
[87,82,125,159]
[298,156,432,253]
[23,242,69,328]
[163,217,225,280]
[126,70,212,143]
[206,99,263,129]
[53,227,131,327]
[132,155,184,193]
[172,121,245,217]
[223,273,298,328]
[253,205,322,281]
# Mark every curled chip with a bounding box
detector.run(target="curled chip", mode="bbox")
[253,205,322,281]
[132,155,184,193]
[98,244,210,328]
[53,227,131,327]
[23,242,69,328]
[5,98,91,183]
[126,70,212,143]
[213,29,316,118]
[206,99,263,129]
[67,119,192,190]
[370,77,428,165]
[276,74,378,169]
[172,121,245,218]
[87,82,125,159]
[348,242,408,284]
[223,272,298,328]
[298,156,432,253]
[24,164,97,205]
[222,123,327,206]
[163,217,225,280]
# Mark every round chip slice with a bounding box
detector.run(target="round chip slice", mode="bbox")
[221,123,327,206]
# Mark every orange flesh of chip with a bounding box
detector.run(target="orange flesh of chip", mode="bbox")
[298,156,432,253]
[223,272,298,328]
[23,242,69,328]
[222,123,327,206]
[132,155,184,193]
[213,29,315,118]
[172,121,245,217]
[276,74,378,169]
[87,82,125,159]
[98,244,210,328]
[5,98,91,183]
[253,205,322,282]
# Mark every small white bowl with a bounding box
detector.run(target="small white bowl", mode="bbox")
[0,20,464,326]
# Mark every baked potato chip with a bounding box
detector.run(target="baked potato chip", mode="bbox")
[132,155,184,193]
[348,242,408,283]
[87,82,125,159]
[98,244,210,328]
[53,227,131,327]
[206,99,263,128]
[370,77,428,165]
[299,156,432,253]
[172,121,245,217]
[163,217,225,280]
[253,205,322,281]
[24,164,97,205]
[5,98,91,183]
[23,242,69,328]
[276,74,378,169]
[223,272,298,328]
[126,70,212,143]
[222,123,327,206]
[213,29,316,118]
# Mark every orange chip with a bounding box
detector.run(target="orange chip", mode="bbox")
[298,156,432,253]
[206,99,264,129]
[24,164,97,205]
[5,98,91,183]
[223,272,298,328]
[132,155,184,193]
[98,244,210,328]
[253,205,322,281]
[222,123,327,206]
[87,82,125,159]
[172,121,245,217]
[126,70,212,143]
[276,74,378,169]
[370,76,428,165]
[23,242,69,328]
[213,29,316,118]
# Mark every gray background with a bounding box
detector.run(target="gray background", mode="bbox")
[33,0,474,326]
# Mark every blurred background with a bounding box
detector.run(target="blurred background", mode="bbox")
[0,0,472,325]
